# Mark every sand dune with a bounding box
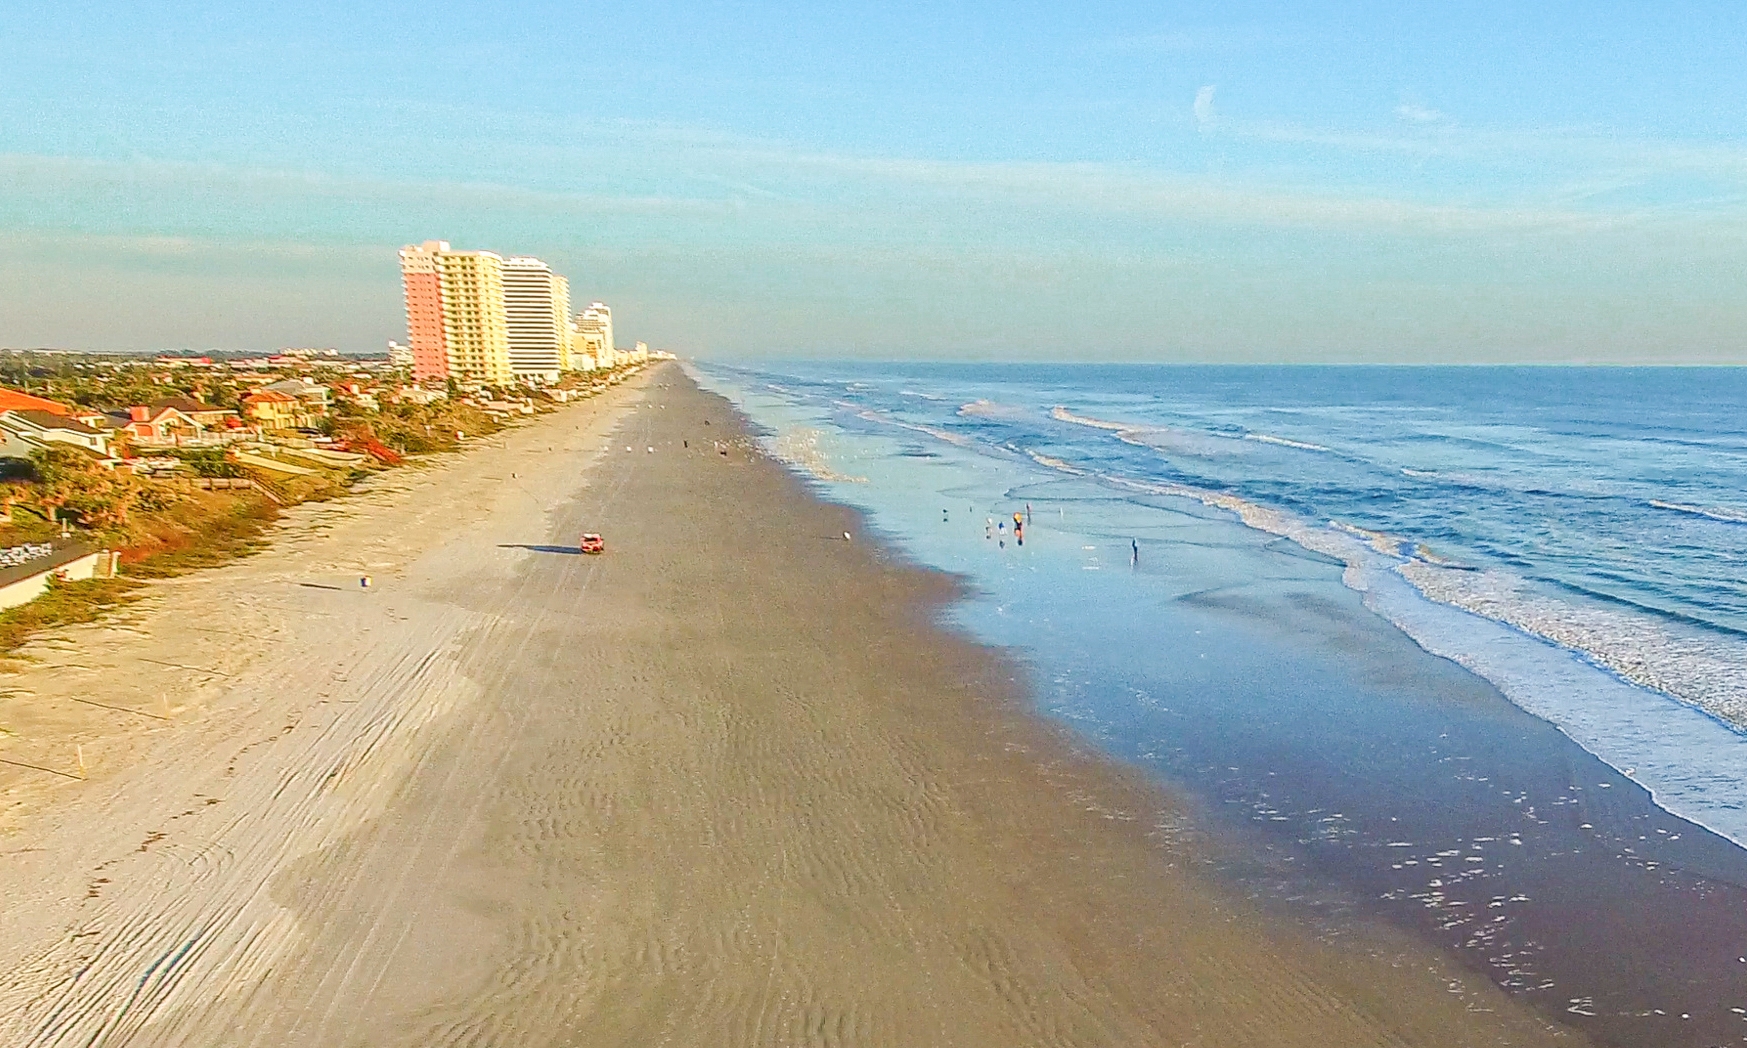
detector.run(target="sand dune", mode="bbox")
[0,365,1582,1046]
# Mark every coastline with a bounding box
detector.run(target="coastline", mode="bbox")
[0,364,1580,1046]
[699,360,1747,1048]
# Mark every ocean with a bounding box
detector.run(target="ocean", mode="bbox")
[694,362,1747,1048]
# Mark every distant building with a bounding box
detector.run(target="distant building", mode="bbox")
[391,385,447,406]
[241,390,304,430]
[502,257,570,383]
[436,250,513,385]
[386,341,415,368]
[333,381,380,412]
[399,241,451,382]
[260,378,331,419]
[573,303,614,370]
[400,241,520,385]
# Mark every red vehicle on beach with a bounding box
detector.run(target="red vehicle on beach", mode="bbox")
[579,533,605,555]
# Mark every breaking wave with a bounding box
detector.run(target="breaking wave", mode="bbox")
[1013,455,1747,847]
[1650,500,1747,525]
[1244,432,1333,452]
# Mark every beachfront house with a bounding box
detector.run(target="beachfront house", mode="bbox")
[108,397,240,445]
[260,379,331,419]
[242,390,303,431]
[0,387,80,417]
[0,409,116,463]
[151,396,236,430]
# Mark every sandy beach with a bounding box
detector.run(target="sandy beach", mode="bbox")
[0,363,1584,1046]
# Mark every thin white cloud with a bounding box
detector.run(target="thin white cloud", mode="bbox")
[1097,25,1311,53]
[1194,86,1217,130]
[1395,102,1443,124]
[1235,119,1747,179]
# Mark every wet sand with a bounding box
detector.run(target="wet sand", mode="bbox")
[0,364,1583,1046]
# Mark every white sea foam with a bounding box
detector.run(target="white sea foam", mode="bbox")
[702,365,1747,846]
[767,427,868,484]
[1244,432,1332,452]
[959,399,1031,421]
[847,404,976,448]
[1053,406,1245,457]
[1398,561,1747,727]
[1649,500,1747,525]
[1024,457,1747,846]
[1026,450,1087,474]
[1051,406,1130,431]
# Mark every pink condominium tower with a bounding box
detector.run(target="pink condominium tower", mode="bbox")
[398,241,451,382]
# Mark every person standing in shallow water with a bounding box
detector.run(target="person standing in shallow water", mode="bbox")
[1132,538,1139,567]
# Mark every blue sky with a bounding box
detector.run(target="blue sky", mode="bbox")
[2,1,1745,361]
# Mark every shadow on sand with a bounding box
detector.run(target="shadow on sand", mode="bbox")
[499,543,582,555]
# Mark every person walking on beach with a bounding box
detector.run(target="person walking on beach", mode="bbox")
[986,518,993,539]
[1132,538,1139,567]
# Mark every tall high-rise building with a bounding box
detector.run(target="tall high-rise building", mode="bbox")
[399,241,450,382]
[403,241,581,385]
[502,258,569,383]
[436,250,512,385]
[551,274,571,372]
[574,302,614,369]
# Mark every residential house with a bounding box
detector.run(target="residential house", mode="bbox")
[0,410,115,463]
[389,385,447,406]
[108,405,200,442]
[261,379,331,419]
[151,396,236,429]
[108,397,239,442]
[332,382,380,412]
[0,387,75,416]
[242,389,305,430]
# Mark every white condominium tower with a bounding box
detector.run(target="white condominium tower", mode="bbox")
[574,302,615,368]
[501,257,571,383]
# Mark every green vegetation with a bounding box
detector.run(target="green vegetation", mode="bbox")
[327,399,504,455]
[0,350,644,656]
[119,490,282,578]
[166,448,244,478]
[0,487,284,658]
[2,446,157,530]
[0,352,249,413]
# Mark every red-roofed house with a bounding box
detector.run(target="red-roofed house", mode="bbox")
[106,397,240,445]
[0,387,73,417]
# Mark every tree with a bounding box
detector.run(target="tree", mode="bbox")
[27,446,140,529]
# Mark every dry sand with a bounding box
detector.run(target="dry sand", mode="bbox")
[0,363,1585,1046]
